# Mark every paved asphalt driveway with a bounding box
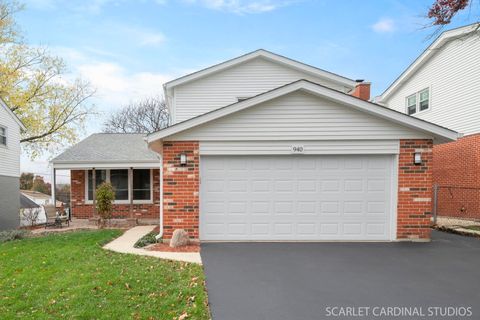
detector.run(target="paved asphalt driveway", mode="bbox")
[201,231,480,320]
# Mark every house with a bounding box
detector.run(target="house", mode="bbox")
[19,194,46,227]
[52,49,459,241]
[0,98,26,231]
[377,23,480,219]
[21,189,64,208]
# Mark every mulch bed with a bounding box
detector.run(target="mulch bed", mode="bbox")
[148,243,200,252]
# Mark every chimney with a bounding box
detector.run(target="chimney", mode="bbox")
[351,80,371,101]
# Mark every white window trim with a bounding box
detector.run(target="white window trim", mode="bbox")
[0,125,7,148]
[84,169,153,204]
[405,87,430,115]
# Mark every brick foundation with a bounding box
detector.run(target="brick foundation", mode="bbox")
[433,134,480,219]
[162,141,200,239]
[397,139,433,240]
[70,169,160,220]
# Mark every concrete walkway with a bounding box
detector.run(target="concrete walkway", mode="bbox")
[103,226,202,264]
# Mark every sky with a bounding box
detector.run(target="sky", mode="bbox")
[17,0,480,183]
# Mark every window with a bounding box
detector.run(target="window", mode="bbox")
[110,169,129,200]
[87,170,107,200]
[419,89,429,111]
[0,126,6,146]
[406,88,430,115]
[133,169,151,200]
[86,169,152,202]
[406,94,417,115]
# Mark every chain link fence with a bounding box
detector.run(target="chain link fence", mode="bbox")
[433,185,480,232]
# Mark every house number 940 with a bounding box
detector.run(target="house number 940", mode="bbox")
[291,145,304,153]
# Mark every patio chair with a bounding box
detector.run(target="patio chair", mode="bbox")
[44,205,69,228]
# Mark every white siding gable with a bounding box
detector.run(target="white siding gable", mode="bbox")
[172,57,351,124]
[166,91,430,142]
[383,34,480,135]
[0,103,22,177]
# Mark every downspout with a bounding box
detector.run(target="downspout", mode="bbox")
[145,137,164,240]
[155,153,164,240]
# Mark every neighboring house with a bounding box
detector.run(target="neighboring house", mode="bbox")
[377,23,480,218]
[0,99,26,231]
[21,190,63,208]
[52,49,459,241]
[19,194,46,227]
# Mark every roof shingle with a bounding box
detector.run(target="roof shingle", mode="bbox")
[52,133,158,163]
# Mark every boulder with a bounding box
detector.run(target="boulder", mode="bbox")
[170,229,189,248]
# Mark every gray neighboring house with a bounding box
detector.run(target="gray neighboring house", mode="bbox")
[0,99,26,230]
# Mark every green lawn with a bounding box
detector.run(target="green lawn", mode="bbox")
[0,230,210,319]
[464,225,480,232]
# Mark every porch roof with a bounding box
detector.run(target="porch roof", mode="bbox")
[51,133,159,169]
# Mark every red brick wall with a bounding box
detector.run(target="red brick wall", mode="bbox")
[397,139,433,240]
[70,169,160,219]
[433,134,480,218]
[162,141,200,239]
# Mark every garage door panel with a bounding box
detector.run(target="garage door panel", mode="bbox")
[200,155,393,241]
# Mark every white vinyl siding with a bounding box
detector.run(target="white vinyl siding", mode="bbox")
[200,140,400,155]
[173,57,350,124]
[166,91,431,142]
[384,34,480,135]
[0,104,22,177]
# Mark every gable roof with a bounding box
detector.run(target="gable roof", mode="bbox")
[21,190,51,200]
[0,98,26,131]
[148,80,459,145]
[380,23,480,101]
[51,133,159,168]
[163,49,358,95]
[20,193,40,209]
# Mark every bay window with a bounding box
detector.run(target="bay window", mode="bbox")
[86,169,152,202]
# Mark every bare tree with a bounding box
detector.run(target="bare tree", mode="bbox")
[103,96,169,134]
[20,207,41,227]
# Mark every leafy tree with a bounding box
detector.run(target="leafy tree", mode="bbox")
[428,0,470,25]
[0,1,95,158]
[32,175,51,195]
[95,182,115,227]
[103,96,169,134]
[20,172,34,190]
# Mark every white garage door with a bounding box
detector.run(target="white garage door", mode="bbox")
[200,155,394,241]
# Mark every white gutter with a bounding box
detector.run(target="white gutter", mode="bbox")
[155,153,164,240]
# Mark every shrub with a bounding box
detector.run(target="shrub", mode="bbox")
[134,232,158,248]
[0,229,30,243]
[96,182,115,227]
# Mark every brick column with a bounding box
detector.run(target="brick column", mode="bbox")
[71,170,94,219]
[397,139,433,240]
[162,141,200,239]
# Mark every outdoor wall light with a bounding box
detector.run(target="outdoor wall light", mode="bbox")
[414,152,422,165]
[180,153,187,166]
